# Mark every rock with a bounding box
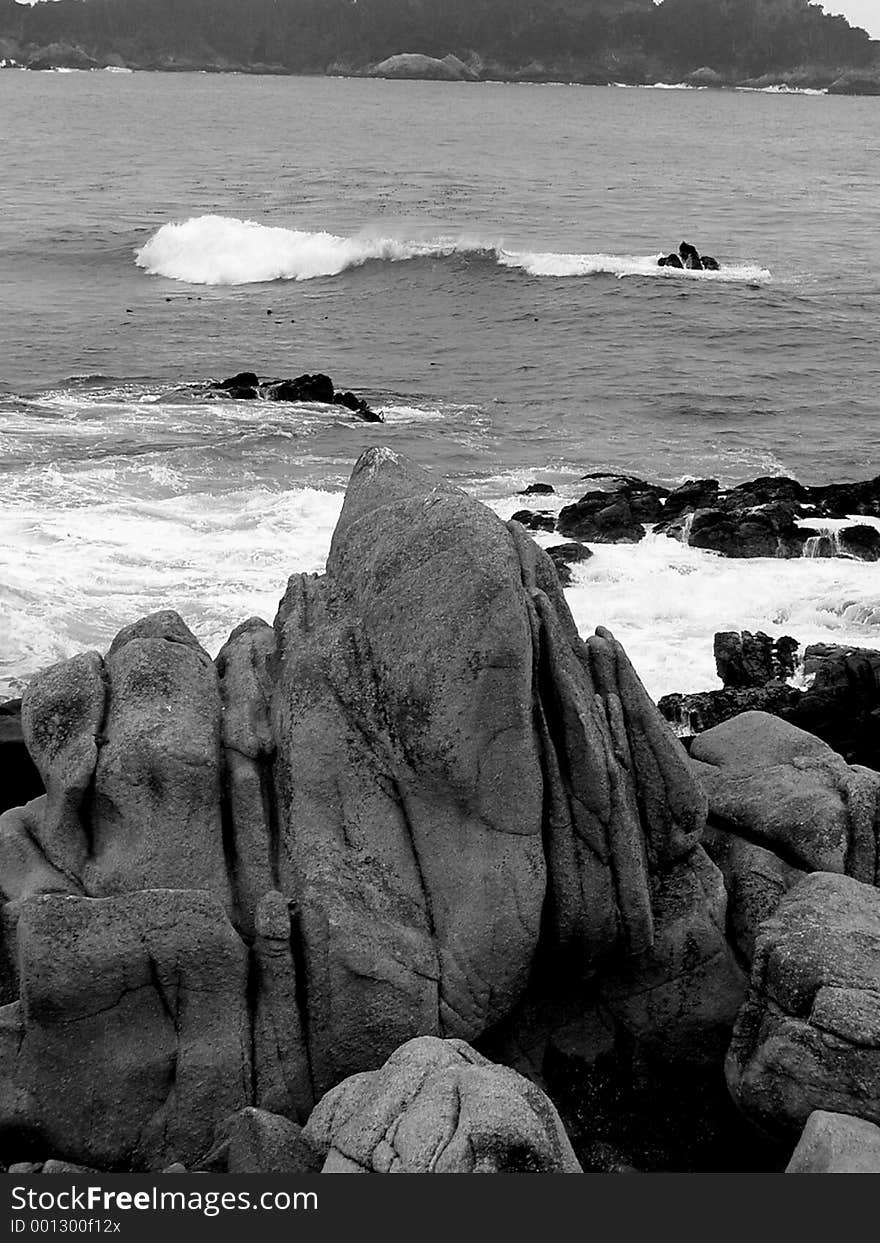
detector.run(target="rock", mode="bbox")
[370,53,464,82]
[200,1107,320,1174]
[658,685,802,739]
[679,241,702,269]
[658,253,683,269]
[41,1160,97,1174]
[519,482,555,496]
[660,478,719,523]
[713,630,798,689]
[214,371,259,397]
[700,256,720,271]
[727,873,880,1136]
[840,524,880,561]
[786,1111,880,1173]
[691,712,880,881]
[0,889,251,1170]
[545,542,593,584]
[790,644,880,769]
[265,373,335,404]
[0,447,733,1170]
[556,492,645,543]
[510,508,556,532]
[208,372,382,421]
[0,700,43,817]
[301,1036,582,1172]
[685,67,725,88]
[7,1162,42,1173]
[702,824,804,964]
[677,504,806,558]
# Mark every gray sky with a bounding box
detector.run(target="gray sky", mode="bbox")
[824,2,880,39]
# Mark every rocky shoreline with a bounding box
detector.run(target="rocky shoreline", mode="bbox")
[1,448,879,1175]
[2,42,879,95]
[514,469,880,560]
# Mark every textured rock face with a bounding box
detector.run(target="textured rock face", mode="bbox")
[0,890,250,1170]
[691,712,880,883]
[302,1036,583,1173]
[727,873,880,1136]
[786,1110,880,1173]
[0,448,728,1170]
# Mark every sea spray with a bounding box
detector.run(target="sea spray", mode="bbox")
[135,215,772,286]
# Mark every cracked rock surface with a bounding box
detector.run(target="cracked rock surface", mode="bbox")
[0,448,739,1169]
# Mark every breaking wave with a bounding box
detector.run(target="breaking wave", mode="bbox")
[134,215,772,286]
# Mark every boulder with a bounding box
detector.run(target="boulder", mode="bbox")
[369,54,464,82]
[200,1107,320,1174]
[727,873,880,1136]
[713,630,798,689]
[556,492,646,542]
[510,508,556,532]
[0,447,733,1170]
[208,372,382,421]
[786,1110,880,1173]
[0,890,251,1170]
[685,67,725,88]
[840,524,880,561]
[672,504,806,558]
[790,644,880,769]
[545,542,593,584]
[518,482,555,496]
[301,1036,582,1172]
[691,712,880,882]
[702,824,804,964]
[660,478,720,524]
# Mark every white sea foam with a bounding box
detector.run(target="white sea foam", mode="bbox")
[2,464,878,701]
[135,215,772,286]
[497,250,771,282]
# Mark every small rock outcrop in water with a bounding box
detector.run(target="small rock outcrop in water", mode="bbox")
[208,371,383,421]
[554,471,880,559]
[658,631,880,769]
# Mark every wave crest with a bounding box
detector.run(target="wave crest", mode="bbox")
[134,215,771,286]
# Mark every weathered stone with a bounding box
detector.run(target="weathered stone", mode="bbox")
[302,1036,582,1173]
[691,713,880,882]
[727,873,880,1137]
[0,890,250,1170]
[786,1110,880,1173]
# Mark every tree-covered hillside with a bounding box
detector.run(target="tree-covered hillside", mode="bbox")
[0,0,876,86]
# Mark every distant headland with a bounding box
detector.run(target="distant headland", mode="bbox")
[1,0,879,94]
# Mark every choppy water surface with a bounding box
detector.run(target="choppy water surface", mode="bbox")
[1,72,878,696]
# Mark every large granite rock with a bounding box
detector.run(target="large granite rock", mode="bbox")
[0,448,731,1170]
[691,712,880,883]
[301,1036,582,1173]
[786,1110,880,1173]
[727,873,880,1136]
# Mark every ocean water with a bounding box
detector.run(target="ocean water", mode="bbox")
[2,71,879,699]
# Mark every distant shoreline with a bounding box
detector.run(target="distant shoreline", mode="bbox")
[2,61,879,96]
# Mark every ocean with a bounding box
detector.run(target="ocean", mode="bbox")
[2,70,879,700]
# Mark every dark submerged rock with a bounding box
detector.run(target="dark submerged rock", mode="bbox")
[209,371,383,421]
